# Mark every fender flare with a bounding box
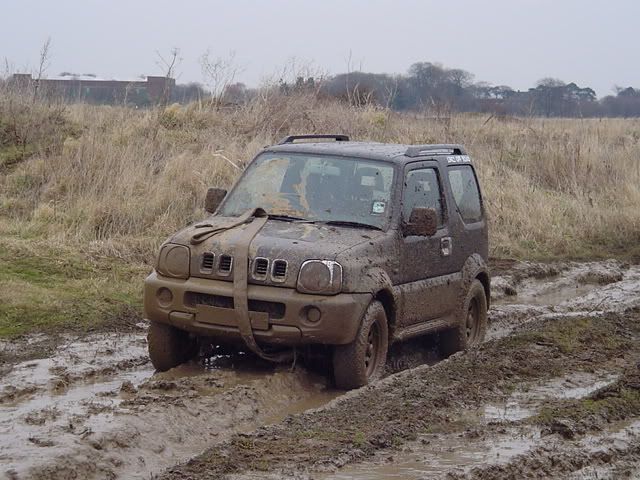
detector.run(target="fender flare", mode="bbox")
[459,254,491,311]
[356,267,400,337]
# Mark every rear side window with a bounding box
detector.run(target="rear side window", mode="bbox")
[402,168,444,227]
[447,165,483,223]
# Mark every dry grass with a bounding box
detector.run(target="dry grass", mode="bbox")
[1,90,639,336]
[2,92,639,260]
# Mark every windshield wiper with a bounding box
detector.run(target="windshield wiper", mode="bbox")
[320,220,382,230]
[267,213,314,223]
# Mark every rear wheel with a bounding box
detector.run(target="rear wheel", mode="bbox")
[148,321,199,372]
[333,301,388,390]
[441,279,487,356]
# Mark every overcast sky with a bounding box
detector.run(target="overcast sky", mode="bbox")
[2,0,637,97]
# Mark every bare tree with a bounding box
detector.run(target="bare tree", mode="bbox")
[155,47,181,106]
[199,50,240,107]
[33,37,52,102]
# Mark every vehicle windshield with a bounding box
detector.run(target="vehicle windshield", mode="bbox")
[219,152,395,229]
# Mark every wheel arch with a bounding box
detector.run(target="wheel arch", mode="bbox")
[460,253,491,310]
[374,287,398,340]
[475,270,491,309]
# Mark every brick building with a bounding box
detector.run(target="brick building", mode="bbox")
[10,73,175,105]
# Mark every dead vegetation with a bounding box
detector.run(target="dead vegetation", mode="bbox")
[2,89,639,260]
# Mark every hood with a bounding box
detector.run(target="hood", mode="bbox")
[169,216,383,288]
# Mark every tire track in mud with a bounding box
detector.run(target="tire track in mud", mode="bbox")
[2,260,640,479]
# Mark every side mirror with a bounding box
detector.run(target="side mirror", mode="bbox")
[403,207,438,237]
[205,187,227,213]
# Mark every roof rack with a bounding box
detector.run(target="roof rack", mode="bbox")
[277,134,350,145]
[405,144,466,158]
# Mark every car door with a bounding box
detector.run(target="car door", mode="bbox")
[399,162,460,325]
[445,163,488,270]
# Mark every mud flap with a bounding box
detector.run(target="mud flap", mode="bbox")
[191,208,293,363]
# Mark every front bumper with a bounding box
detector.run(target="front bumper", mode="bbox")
[144,271,372,346]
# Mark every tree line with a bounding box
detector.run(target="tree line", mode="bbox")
[6,59,640,117]
[297,62,640,117]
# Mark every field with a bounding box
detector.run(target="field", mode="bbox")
[1,90,640,479]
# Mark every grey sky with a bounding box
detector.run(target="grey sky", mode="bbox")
[2,0,637,97]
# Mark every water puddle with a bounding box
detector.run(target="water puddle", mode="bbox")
[324,428,539,480]
[494,283,598,307]
[491,261,640,308]
[488,262,640,341]
[482,371,619,422]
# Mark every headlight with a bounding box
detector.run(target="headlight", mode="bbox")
[296,260,343,295]
[156,244,190,279]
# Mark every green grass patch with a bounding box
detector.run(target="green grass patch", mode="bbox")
[0,233,147,337]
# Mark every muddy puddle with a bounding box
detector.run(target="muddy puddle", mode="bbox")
[488,260,640,339]
[482,370,619,422]
[0,332,339,480]
[321,428,539,480]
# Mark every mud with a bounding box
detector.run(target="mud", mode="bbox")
[2,260,640,479]
[1,333,338,479]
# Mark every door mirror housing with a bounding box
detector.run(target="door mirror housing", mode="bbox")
[403,207,439,237]
[205,187,227,213]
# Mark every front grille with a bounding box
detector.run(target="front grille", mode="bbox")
[186,292,233,309]
[253,258,269,278]
[185,292,285,319]
[218,254,233,273]
[272,260,288,281]
[249,299,286,319]
[201,252,215,271]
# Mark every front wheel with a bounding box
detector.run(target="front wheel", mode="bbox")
[440,279,487,356]
[333,301,388,390]
[147,322,199,372]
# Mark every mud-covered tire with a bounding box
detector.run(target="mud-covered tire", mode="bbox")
[148,322,198,372]
[333,301,388,390]
[440,279,487,356]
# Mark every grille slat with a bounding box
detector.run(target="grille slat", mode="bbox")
[218,254,233,273]
[201,252,215,271]
[272,260,288,281]
[253,258,269,278]
[185,292,285,319]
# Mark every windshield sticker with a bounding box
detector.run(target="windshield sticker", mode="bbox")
[361,176,377,186]
[372,201,386,215]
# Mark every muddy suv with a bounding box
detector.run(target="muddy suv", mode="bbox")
[144,135,490,389]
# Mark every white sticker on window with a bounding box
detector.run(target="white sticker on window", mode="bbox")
[372,201,386,214]
[361,176,376,186]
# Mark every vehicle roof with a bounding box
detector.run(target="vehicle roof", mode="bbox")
[263,141,467,165]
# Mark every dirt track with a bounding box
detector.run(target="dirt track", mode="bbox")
[1,260,640,479]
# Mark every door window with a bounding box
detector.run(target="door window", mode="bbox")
[402,168,444,227]
[447,165,483,223]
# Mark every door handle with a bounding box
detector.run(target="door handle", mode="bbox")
[440,237,452,257]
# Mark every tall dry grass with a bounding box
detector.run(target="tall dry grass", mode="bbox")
[1,89,640,262]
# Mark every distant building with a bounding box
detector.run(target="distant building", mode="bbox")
[9,73,175,105]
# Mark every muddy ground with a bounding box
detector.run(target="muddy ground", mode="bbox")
[1,260,640,479]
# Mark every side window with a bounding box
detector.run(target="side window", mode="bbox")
[402,168,444,227]
[447,165,483,223]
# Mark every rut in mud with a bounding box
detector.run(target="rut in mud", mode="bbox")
[1,260,640,479]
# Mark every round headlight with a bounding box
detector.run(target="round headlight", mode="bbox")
[157,244,190,279]
[297,260,342,295]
